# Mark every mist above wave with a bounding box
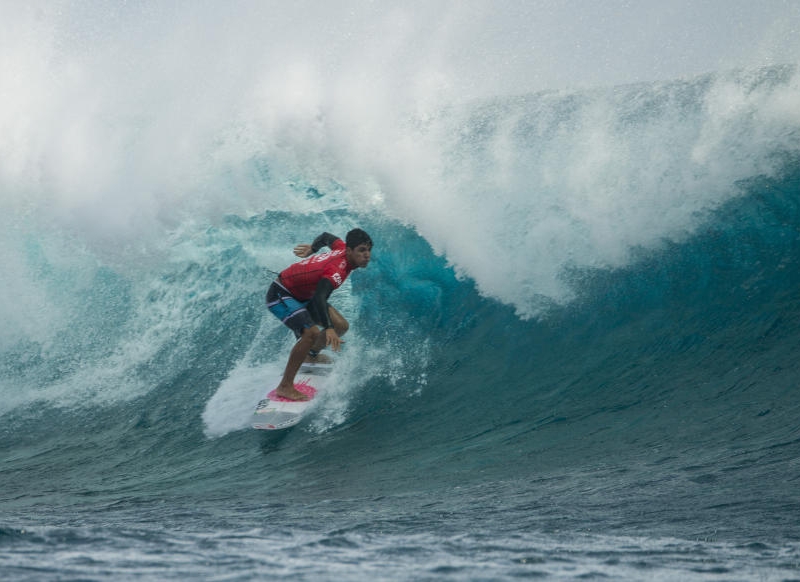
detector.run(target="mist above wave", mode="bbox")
[1,2,798,318]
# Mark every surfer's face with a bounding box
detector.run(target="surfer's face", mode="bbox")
[346,243,371,268]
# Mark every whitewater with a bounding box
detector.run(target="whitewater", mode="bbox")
[2,1,800,580]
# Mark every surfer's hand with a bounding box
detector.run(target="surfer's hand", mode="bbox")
[325,328,344,352]
[293,244,313,258]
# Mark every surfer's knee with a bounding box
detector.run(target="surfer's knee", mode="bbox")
[301,325,321,343]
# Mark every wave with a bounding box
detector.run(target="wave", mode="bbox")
[2,157,798,484]
[1,1,799,514]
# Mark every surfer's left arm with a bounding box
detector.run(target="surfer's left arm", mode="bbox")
[308,278,343,351]
[293,232,340,258]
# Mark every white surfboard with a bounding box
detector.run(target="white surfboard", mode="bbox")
[251,362,332,430]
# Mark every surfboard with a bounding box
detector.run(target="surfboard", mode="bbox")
[251,362,332,430]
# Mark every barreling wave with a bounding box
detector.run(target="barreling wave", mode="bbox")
[1,62,799,506]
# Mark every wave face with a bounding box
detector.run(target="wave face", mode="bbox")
[2,2,800,580]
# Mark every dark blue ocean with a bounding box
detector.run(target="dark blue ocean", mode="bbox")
[2,3,800,580]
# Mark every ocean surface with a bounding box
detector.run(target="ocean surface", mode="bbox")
[2,2,800,580]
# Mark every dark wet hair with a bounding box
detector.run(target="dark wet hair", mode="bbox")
[345,228,372,249]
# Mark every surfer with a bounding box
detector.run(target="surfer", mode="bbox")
[266,229,373,400]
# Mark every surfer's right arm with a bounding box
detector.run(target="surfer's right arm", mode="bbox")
[293,232,340,258]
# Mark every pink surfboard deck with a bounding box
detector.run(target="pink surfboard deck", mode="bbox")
[266,380,317,402]
[252,374,327,430]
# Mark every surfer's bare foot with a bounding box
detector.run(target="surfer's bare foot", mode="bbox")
[304,352,332,365]
[276,384,309,401]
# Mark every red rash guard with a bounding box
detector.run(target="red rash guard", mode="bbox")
[279,237,354,301]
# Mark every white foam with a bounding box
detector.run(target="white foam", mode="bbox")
[202,363,282,438]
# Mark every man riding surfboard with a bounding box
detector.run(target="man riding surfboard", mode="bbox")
[266,229,373,400]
